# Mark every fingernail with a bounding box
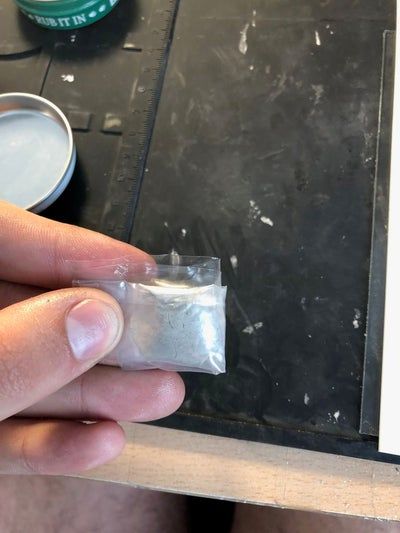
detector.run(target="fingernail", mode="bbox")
[66,299,122,362]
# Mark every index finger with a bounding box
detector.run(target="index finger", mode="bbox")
[0,201,151,288]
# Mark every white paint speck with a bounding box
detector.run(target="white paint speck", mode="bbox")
[251,9,256,27]
[70,34,76,43]
[260,216,274,227]
[180,228,187,237]
[334,410,340,422]
[308,334,312,339]
[249,199,261,220]
[300,297,307,310]
[103,116,121,129]
[353,308,361,329]
[230,255,238,269]
[171,112,178,125]
[163,221,169,228]
[315,30,321,46]
[61,74,74,83]
[275,381,279,386]
[304,393,310,406]
[249,200,274,227]
[249,64,254,71]
[243,321,263,334]
[311,84,324,105]
[239,23,249,55]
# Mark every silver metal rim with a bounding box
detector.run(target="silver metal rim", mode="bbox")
[0,92,76,212]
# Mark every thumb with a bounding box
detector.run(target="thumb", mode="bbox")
[0,288,123,421]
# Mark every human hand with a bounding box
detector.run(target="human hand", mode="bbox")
[0,201,185,475]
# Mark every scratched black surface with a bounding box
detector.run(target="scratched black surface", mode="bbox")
[131,0,397,460]
[0,0,176,233]
[0,0,397,460]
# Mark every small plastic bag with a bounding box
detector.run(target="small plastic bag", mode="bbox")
[69,253,227,374]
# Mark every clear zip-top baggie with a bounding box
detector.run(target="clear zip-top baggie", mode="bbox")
[67,253,227,374]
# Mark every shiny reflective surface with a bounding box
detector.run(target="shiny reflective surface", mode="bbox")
[0,92,75,212]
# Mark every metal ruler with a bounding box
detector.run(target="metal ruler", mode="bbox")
[100,0,179,241]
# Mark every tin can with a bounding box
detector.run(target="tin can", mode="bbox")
[14,0,120,30]
[0,93,76,213]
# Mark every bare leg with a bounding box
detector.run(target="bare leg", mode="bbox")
[0,476,187,533]
[231,504,400,533]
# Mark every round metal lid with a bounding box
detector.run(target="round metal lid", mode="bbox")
[0,92,76,213]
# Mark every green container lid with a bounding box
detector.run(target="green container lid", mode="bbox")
[15,0,120,29]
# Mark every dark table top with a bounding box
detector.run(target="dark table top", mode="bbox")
[0,0,397,462]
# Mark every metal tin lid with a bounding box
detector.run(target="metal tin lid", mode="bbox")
[0,92,76,213]
[14,0,120,29]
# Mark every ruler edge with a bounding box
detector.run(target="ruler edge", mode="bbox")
[360,29,395,436]
[379,2,400,454]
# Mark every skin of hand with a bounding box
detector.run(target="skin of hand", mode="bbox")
[0,201,185,475]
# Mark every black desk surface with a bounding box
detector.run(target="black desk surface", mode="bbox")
[0,0,396,462]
